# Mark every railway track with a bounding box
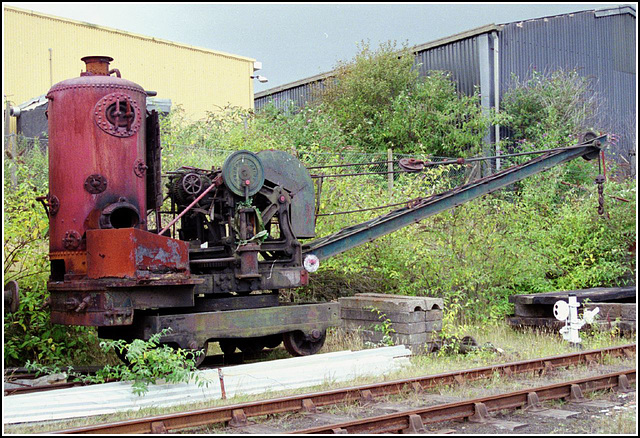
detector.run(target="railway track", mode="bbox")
[48,343,634,434]
[290,369,636,434]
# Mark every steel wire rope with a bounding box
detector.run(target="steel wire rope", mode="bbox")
[312,143,599,217]
[310,144,599,179]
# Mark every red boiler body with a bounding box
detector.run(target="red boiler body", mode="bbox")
[46,56,148,279]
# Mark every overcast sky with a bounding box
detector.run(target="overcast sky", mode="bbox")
[4,2,626,93]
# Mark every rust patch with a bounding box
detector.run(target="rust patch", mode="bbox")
[87,228,190,279]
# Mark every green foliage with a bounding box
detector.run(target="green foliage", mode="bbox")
[4,141,101,366]
[94,328,205,395]
[501,69,602,147]
[25,328,206,396]
[320,40,418,149]
[366,306,396,347]
[320,41,490,155]
[382,73,488,156]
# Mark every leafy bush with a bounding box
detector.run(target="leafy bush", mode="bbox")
[501,69,602,147]
[320,40,419,149]
[4,141,102,366]
[26,328,205,396]
[319,41,490,155]
[385,74,488,156]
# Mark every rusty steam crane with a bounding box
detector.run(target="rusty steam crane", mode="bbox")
[39,57,607,363]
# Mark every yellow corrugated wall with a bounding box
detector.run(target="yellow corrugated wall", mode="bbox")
[3,6,255,124]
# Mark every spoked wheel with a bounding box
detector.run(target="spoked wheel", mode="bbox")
[163,342,207,368]
[283,329,326,357]
[188,348,207,368]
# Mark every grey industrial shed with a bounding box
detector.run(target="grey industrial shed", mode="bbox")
[254,5,636,174]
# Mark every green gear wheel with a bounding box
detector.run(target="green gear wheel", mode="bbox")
[222,150,265,197]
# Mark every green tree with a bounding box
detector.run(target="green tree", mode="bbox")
[501,69,602,147]
[320,40,489,155]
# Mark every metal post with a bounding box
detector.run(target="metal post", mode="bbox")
[492,31,501,171]
[387,148,393,197]
[49,48,53,87]
[5,100,17,187]
[478,33,492,177]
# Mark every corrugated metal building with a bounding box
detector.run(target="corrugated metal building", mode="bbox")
[254,6,636,171]
[4,5,258,131]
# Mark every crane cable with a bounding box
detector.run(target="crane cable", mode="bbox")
[314,143,609,218]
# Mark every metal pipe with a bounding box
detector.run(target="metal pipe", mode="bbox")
[492,31,501,171]
[189,257,236,264]
[159,183,217,235]
[49,48,53,87]
[306,160,396,170]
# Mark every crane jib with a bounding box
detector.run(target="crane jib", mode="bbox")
[302,138,605,262]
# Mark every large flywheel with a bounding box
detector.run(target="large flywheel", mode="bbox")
[222,150,265,197]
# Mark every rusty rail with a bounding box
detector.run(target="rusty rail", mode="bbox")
[292,369,636,434]
[50,344,635,434]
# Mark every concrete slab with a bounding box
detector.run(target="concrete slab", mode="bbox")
[508,287,636,305]
[342,319,431,335]
[488,419,528,431]
[570,400,622,409]
[341,308,428,323]
[305,413,354,424]
[232,423,284,434]
[584,302,636,321]
[353,329,436,345]
[341,308,444,323]
[339,294,444,313]
[530,408,580,419]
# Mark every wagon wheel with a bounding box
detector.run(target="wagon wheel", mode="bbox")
[187,348,207,368]
[283,329,326,357]
[182,172,203,195]
[163,341,207,368]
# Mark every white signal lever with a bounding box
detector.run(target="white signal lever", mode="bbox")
[553,294,599,345]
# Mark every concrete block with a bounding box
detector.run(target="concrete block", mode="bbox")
[585,303,636,321]
[489,419,528,431]
[530,408,579,419]
[342,319,431,335]
[424,310,444,321]
[594,319,636,333]
[340,308,443,323]
[341,308,426,323]
[351,328,438,345]
[339,294,443,313]
[425,320,443,332]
